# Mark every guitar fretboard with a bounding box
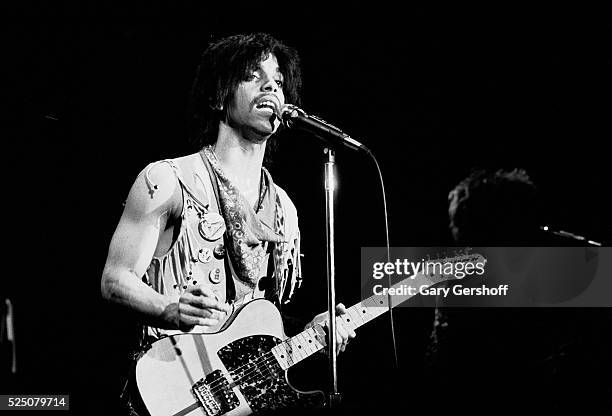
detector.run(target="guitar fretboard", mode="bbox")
[270,268,454,370]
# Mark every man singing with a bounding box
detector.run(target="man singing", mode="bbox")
[101,32,355,414]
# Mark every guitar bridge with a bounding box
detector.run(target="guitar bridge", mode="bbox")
[192,370,239,416]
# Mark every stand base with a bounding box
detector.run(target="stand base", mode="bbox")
[328,392,343,408]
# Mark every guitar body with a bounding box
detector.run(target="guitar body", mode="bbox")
[135,299,325,416]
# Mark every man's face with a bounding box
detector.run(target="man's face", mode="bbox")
[226,54,285,141]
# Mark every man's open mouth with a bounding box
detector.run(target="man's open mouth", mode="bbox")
[255,100,277,112]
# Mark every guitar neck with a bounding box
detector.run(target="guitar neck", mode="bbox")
[271,271,442,370]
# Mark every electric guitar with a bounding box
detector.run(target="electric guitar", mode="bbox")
[135,253,485,415]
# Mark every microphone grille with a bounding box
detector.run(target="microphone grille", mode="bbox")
[280,104,303,128]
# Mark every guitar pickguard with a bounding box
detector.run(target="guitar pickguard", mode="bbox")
[217,335,325,413]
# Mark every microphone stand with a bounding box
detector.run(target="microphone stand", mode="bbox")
[280,106,375,407]
[323,147,341,408]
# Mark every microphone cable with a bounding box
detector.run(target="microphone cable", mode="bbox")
[361,146,399,369]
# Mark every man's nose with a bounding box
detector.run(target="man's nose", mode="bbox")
[261,76,278,93]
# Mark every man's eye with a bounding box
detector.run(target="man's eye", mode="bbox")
[275,80,284,87]
[248,72,260,81]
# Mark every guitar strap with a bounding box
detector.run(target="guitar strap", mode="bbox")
[196,152,237,303]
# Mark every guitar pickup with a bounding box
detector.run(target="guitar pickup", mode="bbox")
[192,370,239,416]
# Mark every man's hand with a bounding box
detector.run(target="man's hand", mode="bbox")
[306,303,357,355]
[177,285,232,331]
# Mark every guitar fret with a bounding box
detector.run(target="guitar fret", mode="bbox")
[310,328,325,351]
[297,332,316,355]
[272,327,328,371]
[287,338,303,363]
[284,344,297,364]
[339,310,357,331]
[288,337,306,361]
[361,297,376,309]
[364,295,387,310]
[277,344,292,368]
[271,345,290,370]
[347,306,366,327]
[281,343,296,367]
[299,334,313,357]
[304,333,320,357]
[360,299,380,322]
[309,327,326,351]
[366,295,389,314]
[352,303,369,325]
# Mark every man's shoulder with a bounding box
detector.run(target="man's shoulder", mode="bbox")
[136,159,178,193]
[123,159,182,218]
[134,152,202,203]
[144,153,207,184]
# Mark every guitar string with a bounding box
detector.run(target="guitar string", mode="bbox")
[204,313,371,397]
[200,347,290,394]
[219,293,445,396]
[197,264,466,398]
[201,324,327,392]
[217,331,317,383]
[205,340,318,395]
[205,308,373,394]
[200,306,375,397]
[221,279,459,391]
[203,326,332,396]
[206,350,307,396]
[204,317,354,394]
[205,352,277,395]
[218,356,279,393]
[208,323,365,396]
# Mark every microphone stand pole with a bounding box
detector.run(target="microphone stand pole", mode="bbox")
[323,147,341,408]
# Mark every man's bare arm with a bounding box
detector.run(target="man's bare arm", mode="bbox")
[101,162,229,330]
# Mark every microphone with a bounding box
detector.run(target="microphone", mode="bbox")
[280,104,369,152]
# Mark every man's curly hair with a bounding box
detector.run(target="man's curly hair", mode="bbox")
[448,168,538,244]
[187,33,302,152]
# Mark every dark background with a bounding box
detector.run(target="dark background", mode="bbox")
[4,2,611,415]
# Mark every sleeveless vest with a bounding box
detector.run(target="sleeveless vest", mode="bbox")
[139,153,302,343]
